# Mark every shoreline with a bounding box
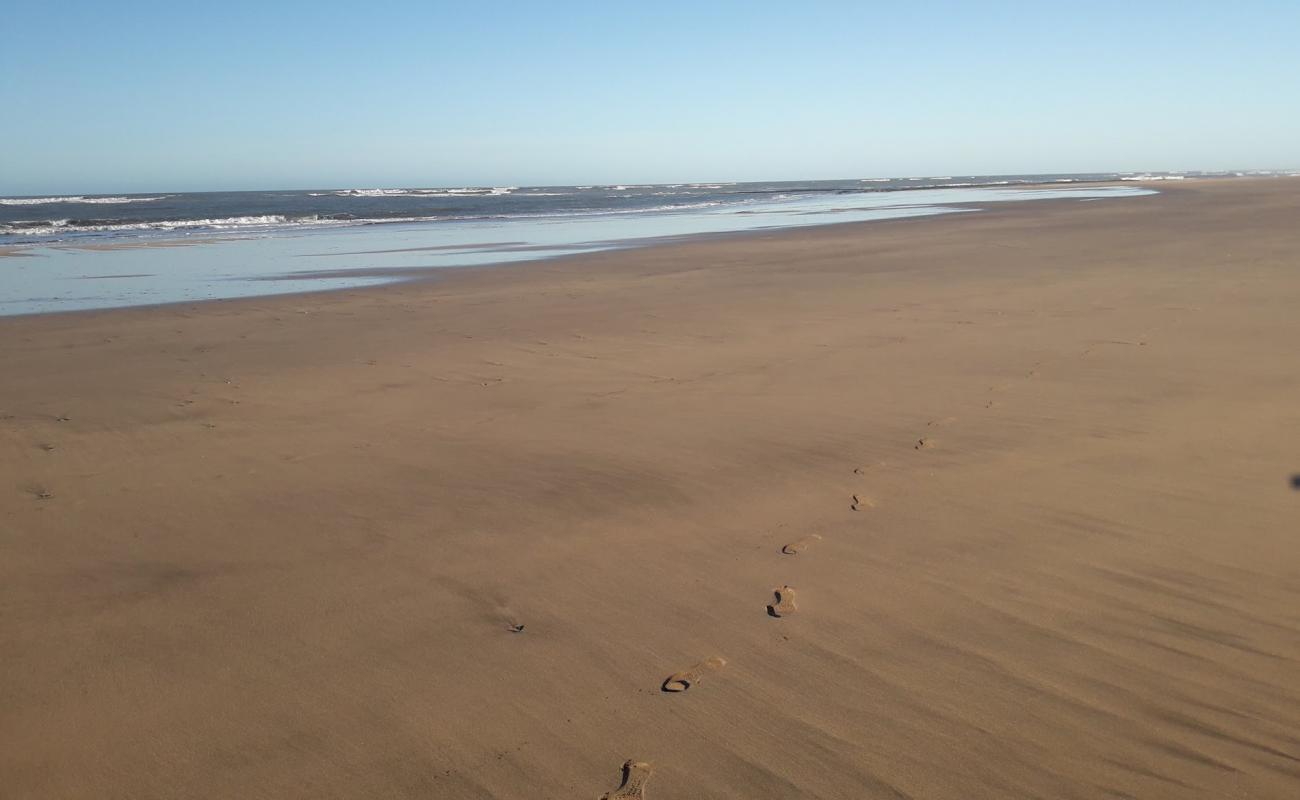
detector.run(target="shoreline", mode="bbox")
[0,181,1160,322]
[3,177,1298,799]
[0,175,1170,260]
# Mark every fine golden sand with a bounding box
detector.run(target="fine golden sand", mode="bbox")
[2,179,1298,798]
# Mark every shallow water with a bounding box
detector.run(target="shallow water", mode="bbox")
[0,185,1153,316]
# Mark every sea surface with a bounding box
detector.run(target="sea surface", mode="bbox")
[0,174,1168,316]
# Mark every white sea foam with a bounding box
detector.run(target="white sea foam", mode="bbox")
[449,186,515,195]
[1120,175,1185,181]
[0,199,738,240]
[0,195,169,206]
[0,214,315,237]
[498,200,726,219]
[313,187,517,198]
[332,189,410,197]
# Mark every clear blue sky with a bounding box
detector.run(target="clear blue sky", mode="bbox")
[3,1,1297,194]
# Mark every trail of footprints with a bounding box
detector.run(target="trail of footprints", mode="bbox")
[547,349,1133,793]
[598,464,879,795]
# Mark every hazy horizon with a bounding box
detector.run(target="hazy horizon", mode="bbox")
[3,167,1298,199]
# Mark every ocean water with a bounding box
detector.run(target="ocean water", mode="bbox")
[0,176,1161,316]
[1,174,1186,244]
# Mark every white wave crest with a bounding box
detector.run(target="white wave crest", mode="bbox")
[0,214,311,237]
[0,199,740,240]
[315,187,517,198]
[0,195,170,206]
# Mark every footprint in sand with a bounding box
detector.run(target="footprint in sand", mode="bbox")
[850,493,874,512]
[927,416,957,427]
[662,656,726,693]
[492,603,525,633]
[853,460,889,474]
[601,760,653,799]
[767,586,798,618]
[915,437,936,450]
[782,534,822,555]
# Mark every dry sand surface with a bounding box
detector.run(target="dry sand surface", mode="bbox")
[2,179,1299,798]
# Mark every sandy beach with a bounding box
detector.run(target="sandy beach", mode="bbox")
[2,178,1298,798]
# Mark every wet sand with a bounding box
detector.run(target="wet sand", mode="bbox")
[2,178,1298,798]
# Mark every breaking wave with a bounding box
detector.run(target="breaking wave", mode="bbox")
[0,214,311,237]
[0,195,169,206]
[310,187,517,198]
[0,200,731,239]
